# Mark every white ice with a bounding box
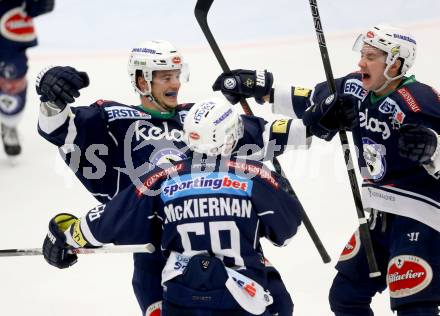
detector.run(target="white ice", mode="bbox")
[1,1,439,315]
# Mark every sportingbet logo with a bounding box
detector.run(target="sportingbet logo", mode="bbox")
[163,175,248,197]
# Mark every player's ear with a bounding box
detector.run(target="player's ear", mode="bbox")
[389,58,403,77]
[136,74,149,93]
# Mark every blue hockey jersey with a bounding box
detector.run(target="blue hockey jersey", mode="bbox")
[0,0,54,54]
[38,100,309,203]
[65,157,302,288]
[274,74,440,232]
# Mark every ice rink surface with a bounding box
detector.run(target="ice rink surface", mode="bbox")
[0,1,439,315]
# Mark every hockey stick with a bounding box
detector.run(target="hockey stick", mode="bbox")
[308,0,380,277]
[195,0,331,264]
[0,243,155,257]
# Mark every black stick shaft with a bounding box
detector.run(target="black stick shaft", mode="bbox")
[308,0,380,277]
[195,0,331,263]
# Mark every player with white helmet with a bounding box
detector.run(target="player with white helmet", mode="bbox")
[41,96,303,316]
[127,40,189,111]
[352,24,417,93]
[36,39,310,315]
[36,39,192,315]
[214,24,440,315]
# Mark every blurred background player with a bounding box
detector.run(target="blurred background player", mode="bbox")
[213,24,440,315]
[0,0,54,157]
[36,40,309,315]
[41,97,303,316]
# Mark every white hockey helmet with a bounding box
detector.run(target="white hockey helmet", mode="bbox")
[127,40,189,96]
[184,97,244,156]
[353,25,416,87]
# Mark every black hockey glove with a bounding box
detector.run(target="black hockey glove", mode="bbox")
[36,66,89,110]
[302,93,358,141]
[42,213,79,269]
[398,124,439,164]
[212,69,273,105]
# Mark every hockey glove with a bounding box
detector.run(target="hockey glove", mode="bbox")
[302,93,358,141]
[212,69,273,105]
[36,66,89,110]
[42,213,79,269]
[398,124,439,164]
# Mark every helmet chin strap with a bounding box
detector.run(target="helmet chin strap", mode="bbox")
[144,91,174,112]
[146,93,165,110]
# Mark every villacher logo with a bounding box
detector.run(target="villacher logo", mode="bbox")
[387,255,433,298]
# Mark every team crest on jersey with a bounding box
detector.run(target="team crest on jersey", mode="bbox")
[387,255,433,298]
[105,106,151,122]
[362,137,387,181]
[0,94,20,114]
[145,300,162,316]
[0,8,36,42]
[344,79,367,101]
[338,231,361,261]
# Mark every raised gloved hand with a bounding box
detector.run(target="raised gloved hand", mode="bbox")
[36,66,89,110]
[42,213,79,269]
[302,93,358,141]
[398,124,439,164]
[212,69,273,105]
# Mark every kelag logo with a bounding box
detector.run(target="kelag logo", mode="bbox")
[161,172,252,201]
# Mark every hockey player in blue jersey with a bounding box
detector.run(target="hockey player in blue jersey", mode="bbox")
[0,0,54,156]
[213,25,440,315]
[36,40,309,315]
[41,97,303,316]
